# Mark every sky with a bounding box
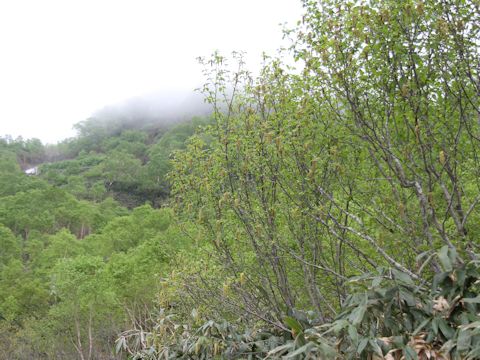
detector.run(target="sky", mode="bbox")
[0,0,303,144]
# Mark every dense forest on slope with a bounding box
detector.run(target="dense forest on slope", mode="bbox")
[0,117,207,358]
[2,0,480,359]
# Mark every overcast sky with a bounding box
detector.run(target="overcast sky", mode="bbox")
[0,0,303,144]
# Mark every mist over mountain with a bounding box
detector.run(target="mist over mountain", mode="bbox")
[1,89,212,145]
[89,88,212,130]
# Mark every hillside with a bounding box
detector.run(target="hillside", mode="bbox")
[1,0,480,359]
[0,116,208,358]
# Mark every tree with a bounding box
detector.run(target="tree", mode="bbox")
[170,0,480,324]
[49,255,116,360]
[0,225,20,266]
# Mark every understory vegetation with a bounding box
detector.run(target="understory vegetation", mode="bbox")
[1,0,479,358]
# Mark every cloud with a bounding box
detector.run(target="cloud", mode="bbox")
[0,0,303,144]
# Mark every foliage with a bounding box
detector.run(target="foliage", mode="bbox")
[170,0,480,328]
[1,0,480,358]
[117,309,294,359]
[0,136,46,168]
[120,247,480,359]
[37,117,209,207]
[0,118,203,358]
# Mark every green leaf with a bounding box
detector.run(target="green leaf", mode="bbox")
[392,269,414,285]
[457,329,472,352]
[349,305,367,326]
[399,289,416,307]
[413,318,431,335]
[357,338,369,354]
[294,332,306,347]
[460,321,480,330]
[325,319,349,335]
[463,296,480,303]
[404,346,419,360]
[369,339,383,356]
[433,272,449,291]
[432,317,439,335]
[438,246,452,272]
[284,342,315,358]
[284,316,303,335]
[268,343,295,357]
[372,276,383,288]
[438,319,454,339]
[317,342,337,358]
[348,325,358,345]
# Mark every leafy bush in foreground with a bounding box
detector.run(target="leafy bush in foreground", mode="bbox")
[119,247,480,359]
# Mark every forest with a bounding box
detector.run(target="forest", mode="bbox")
[1,0,480,358]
